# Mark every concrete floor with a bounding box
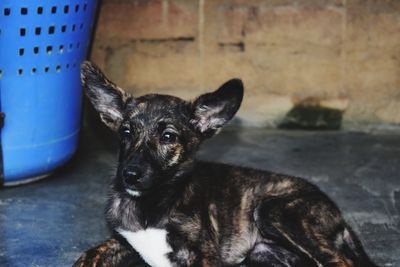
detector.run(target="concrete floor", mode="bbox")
[1,126,400,267]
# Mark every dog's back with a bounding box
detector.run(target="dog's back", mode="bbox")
[165,161,376,266]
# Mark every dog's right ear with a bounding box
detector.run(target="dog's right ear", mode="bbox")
[81,61,129,131]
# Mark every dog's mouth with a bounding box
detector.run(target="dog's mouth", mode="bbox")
[125,188,142,197]
[122,179,152,198]
[122,181,150,197]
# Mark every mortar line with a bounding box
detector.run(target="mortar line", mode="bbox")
[162,0,169,27]
[198,0,205,90]
[340,0,347,98]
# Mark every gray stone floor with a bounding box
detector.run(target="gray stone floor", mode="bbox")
[1,127,399,267]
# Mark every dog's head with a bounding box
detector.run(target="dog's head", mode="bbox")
[81,61,243,197]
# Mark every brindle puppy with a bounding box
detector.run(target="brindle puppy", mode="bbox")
[73,61,378,267]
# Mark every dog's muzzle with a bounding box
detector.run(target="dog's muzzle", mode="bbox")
[122,165,143,189]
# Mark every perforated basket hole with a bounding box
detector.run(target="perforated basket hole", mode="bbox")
[51,6,57,14]
[19,48,24,56]
[64,5,69,14]
[61,25,67,33]
[79,23,84,30]
[72,24,76,32]
[35,27,41,35]
[83,3,88,11]
[76,42,80,49]
[44,66,50,73]
[56,65,61,72]
[20,28,26,37]
[4,8,11,16]
[46,46,53,55]
[59,45,64,54]
[18,69,23,75]
[66,63,70,69]
[75,4,80,12]
[33,47,39,54]
[37,7,43,14]
[0,70,3,79]
[21,7,28,15]
[68,43,73,51]
[31,67,37,74]
[48,26,55,35]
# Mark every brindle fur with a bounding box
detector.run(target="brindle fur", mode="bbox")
[73,61,378,267]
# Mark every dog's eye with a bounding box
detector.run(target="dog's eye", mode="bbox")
[120,126,131,137]
[160,131,177,144]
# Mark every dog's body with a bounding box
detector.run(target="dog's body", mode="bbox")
[74,62,378,267]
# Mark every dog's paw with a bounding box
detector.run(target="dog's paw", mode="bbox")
[72,239,123,267]
[72,238,144,267]
[72,247,106,267]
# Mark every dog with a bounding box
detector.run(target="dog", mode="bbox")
[73,61,378,267]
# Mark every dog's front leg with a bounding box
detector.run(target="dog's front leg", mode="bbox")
[73,236,145,267]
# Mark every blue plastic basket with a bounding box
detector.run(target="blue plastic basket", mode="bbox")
[0,1,97,185]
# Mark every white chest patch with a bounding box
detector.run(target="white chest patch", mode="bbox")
[117,228,173,267]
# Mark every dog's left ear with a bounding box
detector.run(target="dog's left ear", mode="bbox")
[190,78,243,137]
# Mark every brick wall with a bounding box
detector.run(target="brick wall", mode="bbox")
[90,0,400,127]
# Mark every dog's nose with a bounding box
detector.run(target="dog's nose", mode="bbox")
[122,166,142,186]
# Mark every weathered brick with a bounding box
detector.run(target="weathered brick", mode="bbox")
[344,47,400,122]
[240,93,293,127]
[348,0,400,13]
[218,4,248,44]
[95,0,197,40]
[296,0,344,8]
[376,100,400,124]
[89,45,108,70]
[245,42,342,97]
[245,5,344,47]
[106,40,202,97]
[347,8,400,48]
